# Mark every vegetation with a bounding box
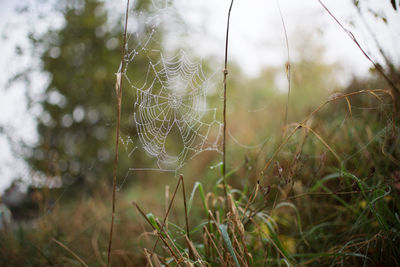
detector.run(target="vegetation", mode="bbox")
[0,0,399,266]
[16,0,159,190]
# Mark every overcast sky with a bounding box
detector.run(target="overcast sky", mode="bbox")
[0,0,399,192]
[177,0,399,76]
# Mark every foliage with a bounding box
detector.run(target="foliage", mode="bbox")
[15,0,161,190]
[1,0,399,266]
[1,62,399,266]
[134,78,400,266]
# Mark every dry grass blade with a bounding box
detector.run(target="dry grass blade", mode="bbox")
[227,193,251,265]
[228,196,251,265]
[137,176,193,264]
[184,236,203,264]
[151,175,182,256]
[208,209,240,265]
[107,1,130,266]
[132,202,183,266]
[276,0,291,128]
[203,226,226,266]
[260,89,394,177]
[227,194,244,236]
[165,185,170,231]
[318,0,399,95]
[181,175,190,239]
[382,138,400,167]
[208,210,222,236]
[242,181,260,219]
[92,227,106,267]
[143,249,155,267]
[180,175,193,260]
[222,0,235,200]
[249,218,293,266]
[154,217,185,260]
[344,96,352,117]
[230,231,247,267]
[52,238,88,267]
[297,123,341,164]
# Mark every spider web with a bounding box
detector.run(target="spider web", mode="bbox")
[117,2,223,173]
[130,50,222,170]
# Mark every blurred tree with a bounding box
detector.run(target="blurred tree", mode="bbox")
[20,0,159,190]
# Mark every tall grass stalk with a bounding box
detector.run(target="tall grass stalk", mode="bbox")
[222,0,235,199]
[52,238,88,267]
[260,89,393,178]
[107,0,130,266]
[276,0,291,128]
[133,175,195,266]
[318,0,399,113]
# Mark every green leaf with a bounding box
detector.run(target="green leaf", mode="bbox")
[188,182,208,217]
[219,224,240,267]
[146,213,160,232]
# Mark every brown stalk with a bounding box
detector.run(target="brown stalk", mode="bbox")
[222,0,235,199]
[208,210,221,235]
[318,0,399,107]
[260,89,393,178]
[107,1,130,266]
[143,249,155,267]
[203,230,210,260]
[276,0,291,128]
[249,218,293,266]
[136,176,196,264]
[165,185,170,231]
[91,226,106,267]
[181,175,190,239]
[227,193,250,265]
[238,224,251,265]
[151,175,183,256]
[133,202,183,266]
[230,229,247,267]
[208,209,234,260]
[154,218,185,261]
[180,175,193,260]
[242,181,260,220]
[203,226,226,266]
[52,238,88,267]
[184,236,203,264]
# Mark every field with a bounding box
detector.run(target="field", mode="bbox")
[0,0,400,266]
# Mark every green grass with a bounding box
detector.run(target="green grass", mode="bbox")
[129,88,400,266]
[1,75,399,266]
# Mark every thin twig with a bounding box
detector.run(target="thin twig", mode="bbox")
[260,89,392,177]
[249,218,293,266]
[318,0,399,95]
[181,175,190,240]
[52,238,88,267]
[151,175,182,256]
[222,0,235,199]
[276,0,291,128]
[181,175,193,259]
[133,202,183,266]
[143,249,154,267]
[203,226,226,266]
[107,1,130,266]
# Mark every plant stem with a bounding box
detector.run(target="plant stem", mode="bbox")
[276,0,291,128]
[222,0,235,199]
[107,1,130,266]
[181,175,193,259]
[318,0,399,116]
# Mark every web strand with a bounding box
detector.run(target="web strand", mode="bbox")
[126,49,222,171]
